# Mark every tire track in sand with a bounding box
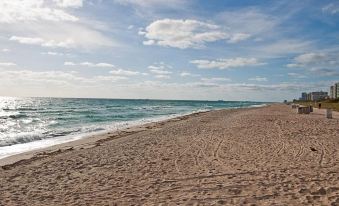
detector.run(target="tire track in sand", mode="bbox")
[213,138,224,162]
[274,120,286,155]
[174,128,200,174]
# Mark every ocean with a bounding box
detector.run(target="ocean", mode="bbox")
[0,97,266,159]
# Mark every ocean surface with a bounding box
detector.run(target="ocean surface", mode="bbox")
[0,97,266,159]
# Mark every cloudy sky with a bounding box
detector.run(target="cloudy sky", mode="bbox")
[0,0,338,101]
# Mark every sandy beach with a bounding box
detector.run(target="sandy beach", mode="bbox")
[0,104,338,205]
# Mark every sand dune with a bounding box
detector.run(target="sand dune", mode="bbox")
[0,104,338,205]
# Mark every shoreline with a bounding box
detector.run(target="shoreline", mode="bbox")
[0,110,204,167]
[0,108,223,167]
[1,104,338,205]
[0,104,267,167]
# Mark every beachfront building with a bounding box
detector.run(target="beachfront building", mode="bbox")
[330,86,335,99]
[299,92,308,101]
[310,91,328,101]
[329,82,339,99]
[300,91,328,101]
[307,93,312,101]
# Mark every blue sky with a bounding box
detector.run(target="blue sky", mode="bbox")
[0,0,338,101]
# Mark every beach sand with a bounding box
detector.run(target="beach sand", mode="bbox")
[0,104,338,205]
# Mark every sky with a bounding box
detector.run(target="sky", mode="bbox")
[0,0,338,102]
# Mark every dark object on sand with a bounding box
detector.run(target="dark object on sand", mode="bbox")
[310,147,317,152]
[318,103,322,109]
[298,106,311,114]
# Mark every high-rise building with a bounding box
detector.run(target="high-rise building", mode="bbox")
[300,92,308,101]
[330,86,335,99]
[310,91,328,101]
[336,83,339,99]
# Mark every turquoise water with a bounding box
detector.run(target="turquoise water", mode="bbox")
[0,97,266,158]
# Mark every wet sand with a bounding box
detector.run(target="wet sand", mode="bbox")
[0,104,338,205]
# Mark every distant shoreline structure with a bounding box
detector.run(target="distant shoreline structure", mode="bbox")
[296,81,339,102]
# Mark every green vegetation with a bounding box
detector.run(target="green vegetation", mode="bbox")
[294,99,339,112]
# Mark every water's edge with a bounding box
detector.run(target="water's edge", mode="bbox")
[0,104,268,163]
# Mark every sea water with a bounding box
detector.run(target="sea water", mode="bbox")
[0,97,266,159]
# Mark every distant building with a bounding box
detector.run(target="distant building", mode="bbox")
[330,86,335,99]
[307,93,312,101]
[310,91,328,101]
[299,92,308,101]
[300,91,328,101]
[329,82,339,99]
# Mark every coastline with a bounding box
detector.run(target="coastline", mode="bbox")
[0,108,221,167]
[0,104,267,167]
[1,104,338,205]
[0,110,204,167]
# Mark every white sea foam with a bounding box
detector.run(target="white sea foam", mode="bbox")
[0,110,20,118]
[0,109,207,160]
[0,97,267,160]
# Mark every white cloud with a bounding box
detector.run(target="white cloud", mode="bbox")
[114,0,187,8]
[309,68,339,77]
[1,1,115,50]
[94,75,128,82]
[201,77,231,82]
[190,57,265,69]
[227,33,251,43]
[257,39,312,56]
[42,39,75,48]
[1,49,10,52]
[0,62,16,66]
[287,52,339,77]
[143,40,155,45]
[0,0,79,23]
[287,52,339,68]
[53,0,83,8]
[64,61,115,68]
[180,72,191,77]
[140,19,231,49]
[0,68,330,101]
[286,64,299,68]
[10,36,75,48]
[179,72,200,77]
[295,53,327,65]
[64,62,76,66]
[218,9,278,35]
[217,9,313,58]
[149,69,172,75]
[94,63,115,68]
[0,69,90,86]
[322,3,339,15]
[10,36,44,45]
[147,63,173,79]
[154,75,170,79]
[5,21,115,49]
[64,63,145,77]
[109,69,141,76]
[0,69,130,89]
[248,76,267,82]
[148,63,172,75]
[42,51,67,56]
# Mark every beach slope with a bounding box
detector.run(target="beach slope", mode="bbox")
[0,104,338,205]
